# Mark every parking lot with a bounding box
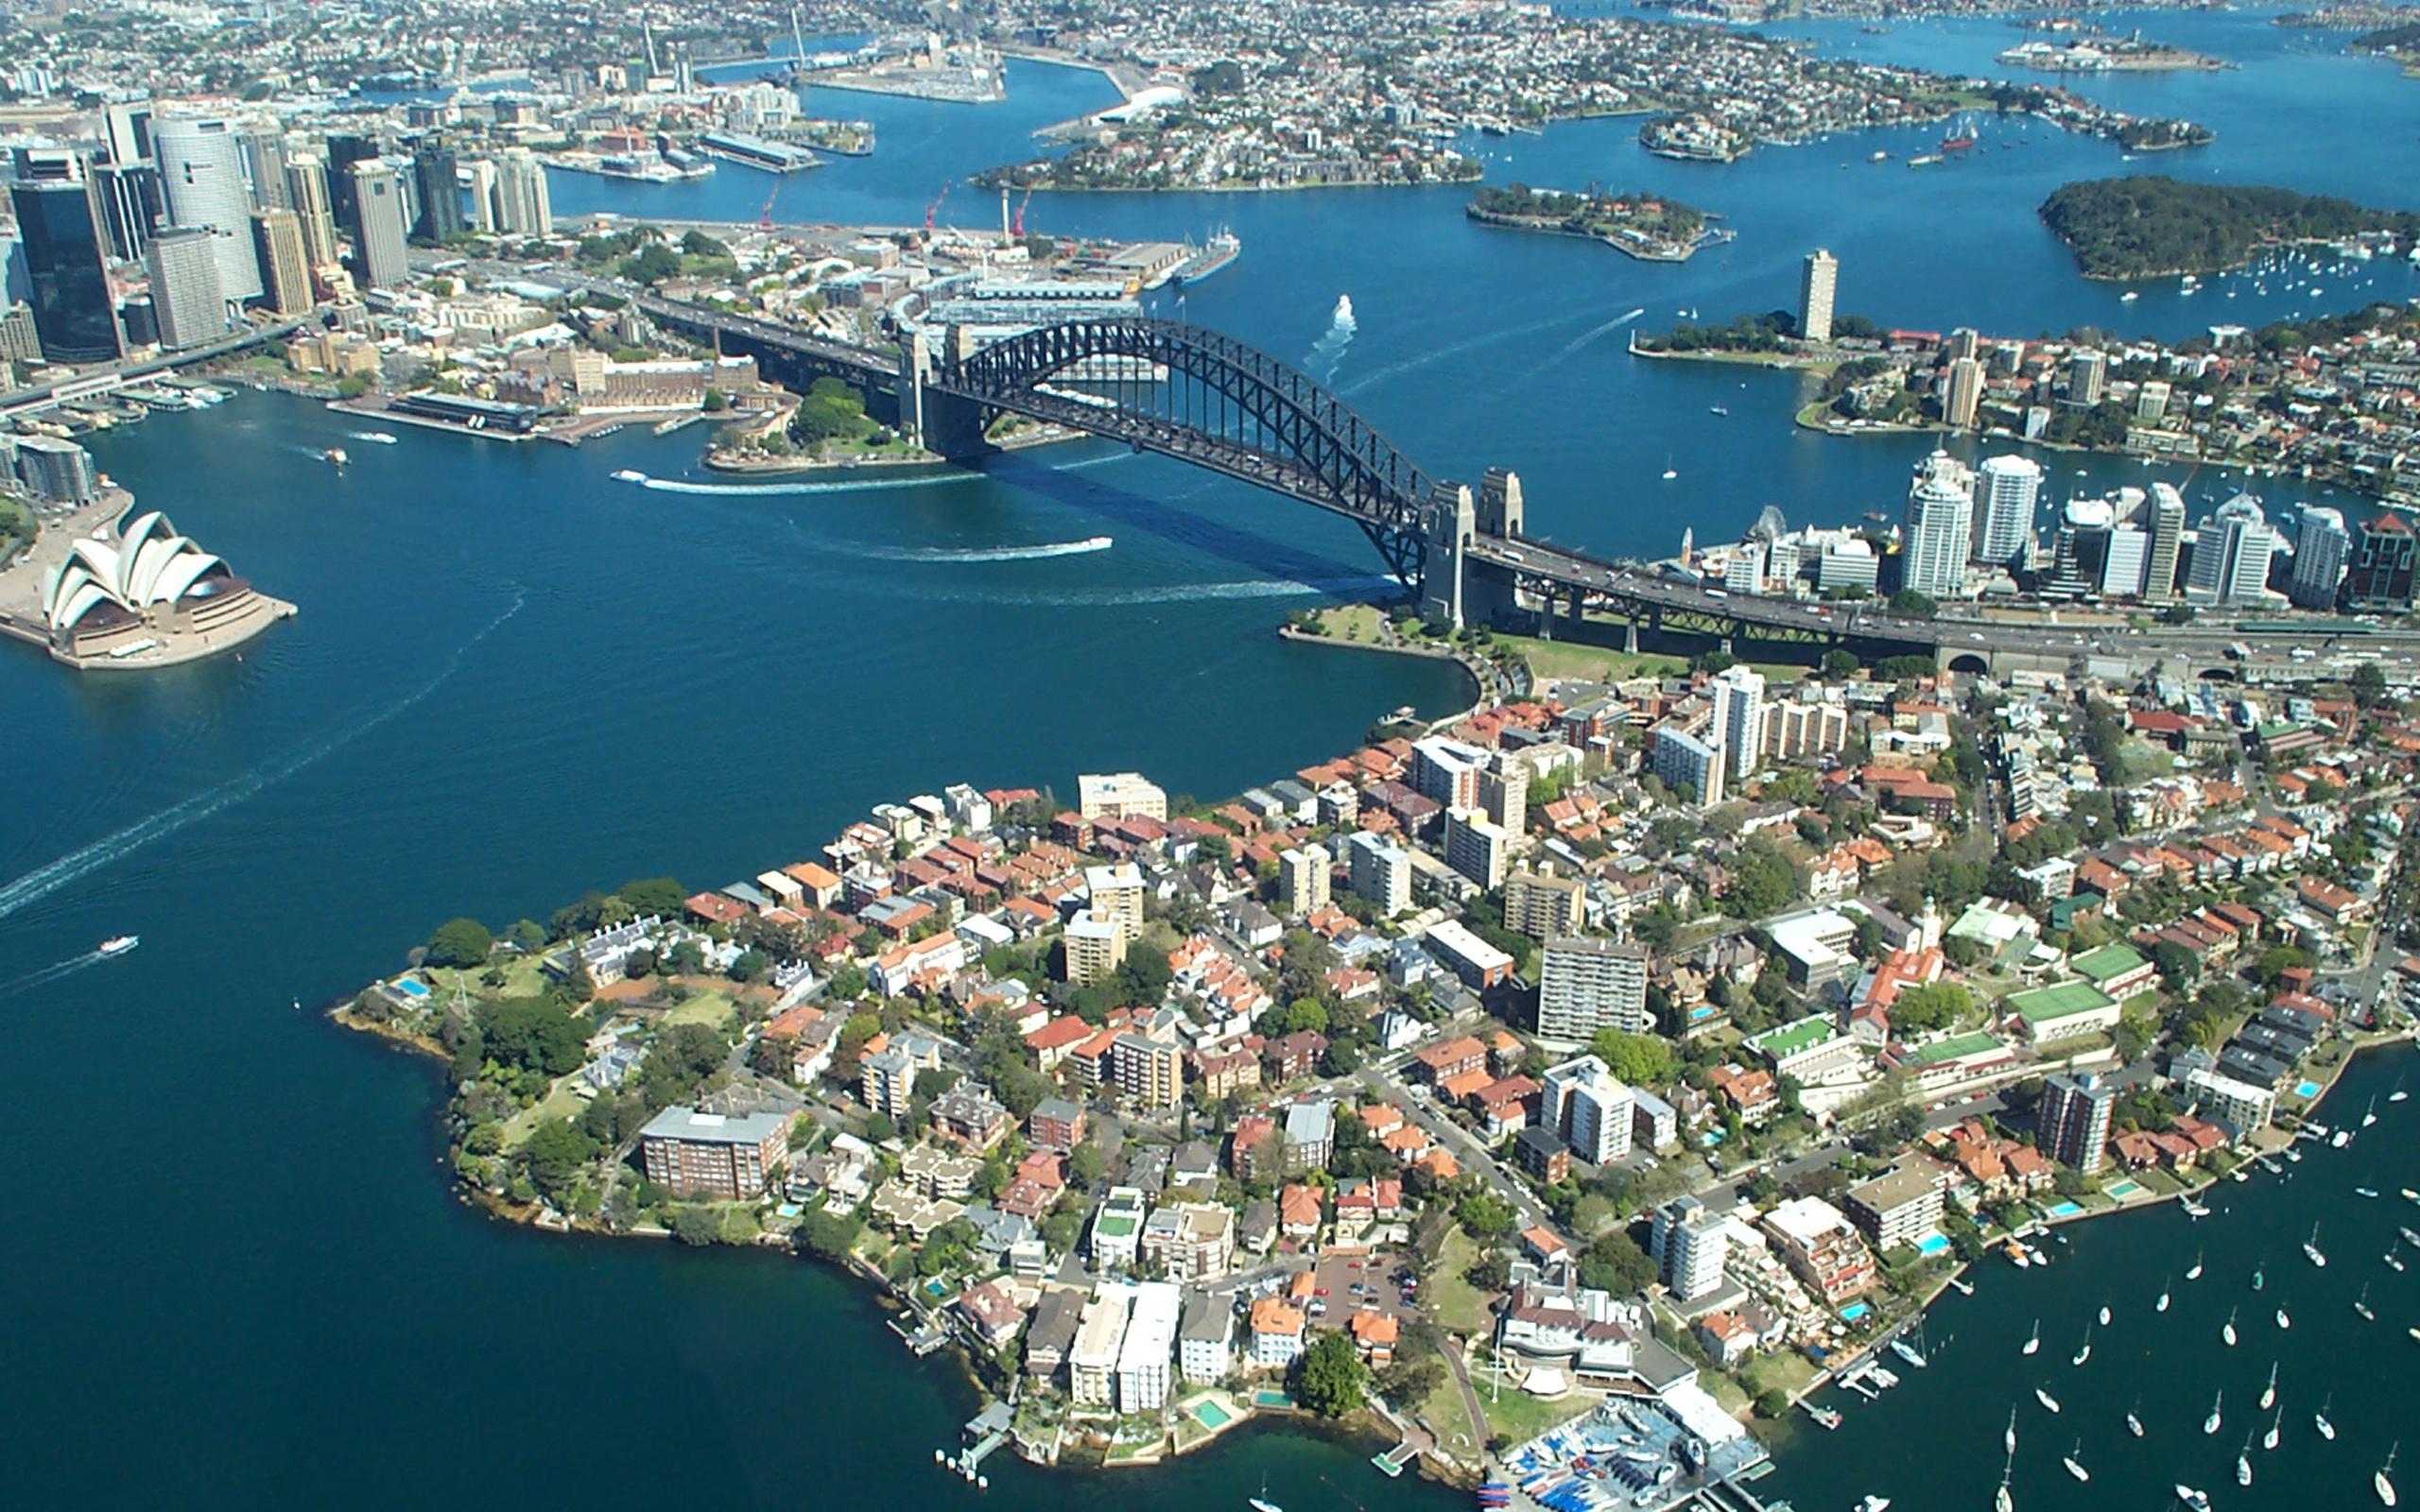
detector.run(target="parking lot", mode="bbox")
[1299,1247,1419,1327]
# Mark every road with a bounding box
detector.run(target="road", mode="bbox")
[1355,1057,1569,1248]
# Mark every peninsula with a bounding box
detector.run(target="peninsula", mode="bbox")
[1465,185,1729,264]
[2038,177,2420,282]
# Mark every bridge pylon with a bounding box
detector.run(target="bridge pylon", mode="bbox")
[899,331,991,460]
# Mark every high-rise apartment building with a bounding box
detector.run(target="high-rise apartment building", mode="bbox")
[1504,867,1584,940]
[1799,248,1837,344]
[1344,831,1411,918]
[2347,514,2419,612]
[1974,455,2042,567]
[2144,482,2187,602]
[1944,355,1984,428]
[1277,844,1331,918]
[1901,450,1975,599]
[2290,506,2350,610]
[2068,350,2106,405]
[2185,494,2280,608]
[494,147,553,236]
[1443,808,1511,891]
[1709,665,1766,790]
[1536,936,1651,1047]
[2038,1072,2114,1175]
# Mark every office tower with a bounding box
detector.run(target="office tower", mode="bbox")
[1651,724,1724,808]
[1504,867,1584,940]
[1946,326,1979,363]
[8,180,121,363]
[144,225,227,350]
[2186,494,2280,607]
[2135,379,2171,424]
[1709,664,1766,789]
[91,160,161,263]
[1,302,40,364]
[1537,936,1651,1047]
[1943,354,1983,428]
[323,132,380,223]
[462,157,498,232]
[2038,1072,2114,1175]
[1276,844,1331,918]
[284,155,339,268]
[2144,481,2187,602]
[2347,513,2419,612]
[494,146,553,235]
[2100,526,2149,598]
[152,117,263,301]
[250,209,311,316]
[102,100,154,165]
[240,126,289,210]
[411,142,464,241]
[1343,831,1411,918]
[1974,455,2041,567]
[346,160,409,290]
[2068,350,2106,405]
[1651,1196,1729,1301]
[1901,450,1975,599]
[2290,506,2349,610]
[1799,248,1837,344]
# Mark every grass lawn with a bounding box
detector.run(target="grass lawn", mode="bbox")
[1304,603,1387,644]
[1740,1349,1818,1403]
[1427,1228,1494,1334]
[1475,1366,1595,1444]
[2115,735,2180,783]
[666,988,739,1031]
[1492,630,1811,688]
[500,1075,589,1148]
[1415,1355,1485,1461]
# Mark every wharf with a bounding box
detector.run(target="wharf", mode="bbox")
[940,1401,1014,1486]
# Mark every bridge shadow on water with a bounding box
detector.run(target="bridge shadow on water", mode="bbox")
[975,447,1401,599]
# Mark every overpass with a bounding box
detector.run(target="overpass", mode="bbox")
[622,289,2420,675]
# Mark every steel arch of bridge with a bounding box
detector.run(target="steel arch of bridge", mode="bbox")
[935,317,1435,586]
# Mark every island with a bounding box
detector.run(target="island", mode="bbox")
[1465,184,1730,262]
[2037,176,2420,281]
[2351,21,2420,77]
[1996,30,2232,74]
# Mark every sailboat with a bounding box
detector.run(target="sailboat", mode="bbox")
[2254,1262,2267,1292]
[2187,1250,2205,1281]
[2364,1096,2379,1128]
[2276,1307,2292,1330]
[2065,1440,2089,1483]
[2381,1442,2400,1507]
[2263,1364,2279,1409]
[2390,1078,2408,1104]
[2127,1397,2146,1437]
[2307,1224,2329,1268]
[2157,1278,2172,1312]
[2036,1386,2061,1414]
[2022,1320,2040,1356]
[2206,1389,2224,1435]
[2388,1241,2408,1274]
[1661,455,1678,481]
[2099,1302,2112,1327]
[1996,1409,2017,1512]
[2073,1324,2092,1366]
[2357,1283,2377,1321]
[2318,1393,2337,1441]
[2223,1307,2238,1347]
[2239,1431,2256,1487]
[1251,1475,1283,1512]
[2266,1406,2283,1451]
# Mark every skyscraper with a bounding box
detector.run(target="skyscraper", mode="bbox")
[2186,494,2281,608]
[250,209,312,316]
[8,179,121,363]
[411,141,464,241]
[92,159,161,263]
[2039,1072,2114,1175]
[101,100,154,166]
[283,154,340,269]
[462,157,499,232]
[2290,506,2350,610]
[1901,450,1975,599]
[346,160,409,291]
[145,225,227,350]
[2068,350,2106,405]
[323,132,380,224]
[1709,664,1766,790]
[493,147,553,236]
[1798,248,1837,345]
[1943,354,1984,428]
[2347,514,2419,612]
[240,126,290,210]
[152,116,263,301]
[1974,455,2042,567]
[2144,481,2187,602]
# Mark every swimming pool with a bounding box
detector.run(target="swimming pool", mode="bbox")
[2046,1201,2083,1218]
[2296,1080,2323,1099]
[1915,1233,1951,1258]
[2105,1179,2143,1199]
[391,977,430,1000]
[1253,1389,1292,1408]
[1193,1400,1233,1430]
[1839,1302,1870,1323]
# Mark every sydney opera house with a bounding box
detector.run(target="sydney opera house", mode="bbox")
[10,508,293,668]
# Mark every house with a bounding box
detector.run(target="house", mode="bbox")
[1695,1310,1762,1368]
[956,1279,1028,1349]
[1279,1182,1324,1243]
[1249,1297,1305,1368]
[1024,1287,1085,1381]
[1706,1064,1780,1125]
[1349,1308,1399,1367]
[1413,1035,1489,1085]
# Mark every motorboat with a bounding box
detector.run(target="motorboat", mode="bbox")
[2319,1394,2337,1440]
[2099,1304,2112,1327]
[97,935,139,956]
[2022,1320,2040,1356]
[323,447,348,467]
[1857,1498,1891,1512]
[2177,1487,2210,1510]
[2206,1390,2224,1435]
[2401,1228,2420,1248]
[2036,1386,2061,1414]
[2276,1308,2291,1330]
[611,469,648,483]
[2333,1129,2354,1149]
[2362,1189,2383,1199]
[1950,1277,1975,1297]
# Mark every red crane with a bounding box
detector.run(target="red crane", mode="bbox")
[1011,186,1034,239]
[924,181,951,234]
[757,181,780,231]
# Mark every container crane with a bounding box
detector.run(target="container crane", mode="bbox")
[1012,186,1034,239]
[924,182,951,235]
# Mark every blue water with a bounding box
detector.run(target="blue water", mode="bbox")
[5,13,2417,1510]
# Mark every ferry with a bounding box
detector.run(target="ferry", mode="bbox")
[611,470,648,483]
[323,447,349,468]
[97,935,139,956]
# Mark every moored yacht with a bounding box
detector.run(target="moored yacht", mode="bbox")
[2065,1441,2089,1483]
[2036,1386,2061,1414]
[2223,1307,2238,1347]
[2022,1320,2040,1356]
[2206,1389,2224,1435]
[2262,1363,2278,1410]
[2318,1393,2337,1440]
[2379,1442,2399,1506]
[2306,1224,2328,1267]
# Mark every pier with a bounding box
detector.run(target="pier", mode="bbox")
[937,1402,1014,1487]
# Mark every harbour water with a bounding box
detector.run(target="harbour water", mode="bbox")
[4,9,2418,1509]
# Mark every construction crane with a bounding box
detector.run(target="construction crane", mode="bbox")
[924,181,951,235]
[757,180,781,231]
[1011,186,1034,239]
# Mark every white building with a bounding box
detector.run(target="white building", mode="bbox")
[1542,1055,1636,1163]
[1710,665,1767,790]
[1651,1195,1730,1302]
[1444,807,1511,890]
[1069,1284,1132,1407]
[1115,1280,1181,1412]
[1345,830,1412,918]
[2185,1065,2276,1138]
[1902,450,1975,599]
[153,115,264,301]
[1278,843,1331,917]
[2186,494,2281,608]
[2290,506,2349,610]
[1651,723,1724,808]
[1536,936,1651,1047]
[1975,455,2042,567]
[1179,1292,1236,1383]
[1078,771,1167,820]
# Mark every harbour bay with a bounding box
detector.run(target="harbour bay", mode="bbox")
[5,9,2420,1512]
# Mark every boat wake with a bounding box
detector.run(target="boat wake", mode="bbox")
[0,588,527,925]
[1555,306,1650,359]
[940,574,1395,608]
[348,430,400,444]
[838,536,1114,563]
[0,947,117,1002]
[1305,294,1357,383]
[1338,297,1636,400]
[625,470,987,497]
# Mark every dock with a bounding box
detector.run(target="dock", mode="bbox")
[938,1402,1014,1487]
[888,1312,949,1355]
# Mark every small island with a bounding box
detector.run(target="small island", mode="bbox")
[1465,183,1731,262]
[1996,30,2232,74]
[2037,176,2420,281]
[2351,21,2420,77]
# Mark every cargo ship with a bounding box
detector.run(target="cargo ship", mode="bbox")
[1170,232,1241,286]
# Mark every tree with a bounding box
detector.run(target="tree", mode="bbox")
[2353,661,2391,707]
[1456,1190,1517,1241]
[426,917,493,968]
[1754,1388,1790,1420]
[1280,998,1330,1036]
[728,947,769,984]
[1576,1231,1656,1296]
[1889,589,1938,619]
[507,919,548,954]
[799,1206,863,1261]
[522,1117,596,1203]
[2152,938,2201,988]
[1295,1329,1368,1418]
[618,877,686,918]
[1889,981,1973,1036]
[472,996,590,1077]
[1067,1142,1107,1190]
[1589,1030,1673,1088]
